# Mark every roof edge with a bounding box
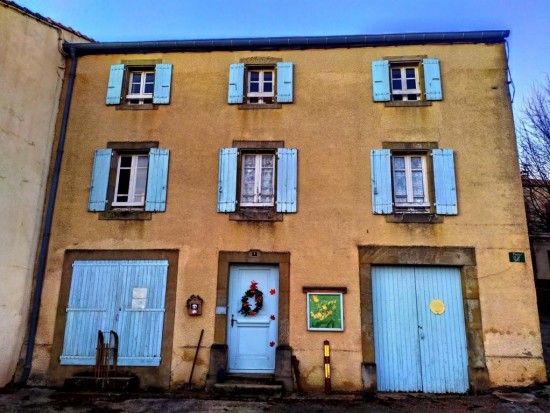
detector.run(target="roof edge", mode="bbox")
[64,30,509,56]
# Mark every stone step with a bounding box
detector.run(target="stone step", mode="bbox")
[213,382,283,399]
[64,375,139,391]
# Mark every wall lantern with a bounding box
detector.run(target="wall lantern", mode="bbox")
[186,295,204,316]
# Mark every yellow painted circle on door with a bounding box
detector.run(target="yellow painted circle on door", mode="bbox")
[430,299,445,315]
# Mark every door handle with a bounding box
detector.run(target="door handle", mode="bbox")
[231,314,235,327]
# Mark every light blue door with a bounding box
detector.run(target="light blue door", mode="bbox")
[372,266,469,393]
[227,265,279,373]
[61,260,168,367]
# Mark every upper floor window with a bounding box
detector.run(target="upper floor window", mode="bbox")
[390,66,421,101]
[392,154,430,210]
[247,68,275,104]
[112,154,149,207]
[371,147,457,217]
[106,63,172,106]
[88,143,170,215]
[241,153,275,206]
[228,61,293,107]
[126,70,155,105]
[217,144,298,220]
[372,58,442,103]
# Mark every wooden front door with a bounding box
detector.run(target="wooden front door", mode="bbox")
[227,265,279,373]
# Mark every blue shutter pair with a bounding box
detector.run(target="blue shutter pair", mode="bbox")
[371,149,457,215]
[88,148,170,212]
[217,148,298,213]
[372,59,442,102]
[106,63,173,105]
[227,62,294,104]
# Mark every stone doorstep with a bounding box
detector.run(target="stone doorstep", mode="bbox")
[213,382,283,399]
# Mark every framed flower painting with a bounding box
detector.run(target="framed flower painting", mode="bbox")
[307,292,344,331]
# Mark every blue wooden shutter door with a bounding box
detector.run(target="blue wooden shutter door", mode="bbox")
[276,148,298,212]
[423,58,443,101]
[371,149,393,214]
[61,261,119,365]
[228,63,245,104]
[116,260,168,366]
[276,62,293,103]
[432,149,457,215]
[145,148,170,212]
[217,148,238,212]
[372,60,390,102]
[373,266,423,391]
[153,63,173,104]
[373,266,469,393]
[106,64,125,105]
[88,149,112,212]
[414,267,469,393]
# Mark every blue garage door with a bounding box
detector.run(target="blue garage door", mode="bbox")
[60,260,168,366]
[372,266,469,393]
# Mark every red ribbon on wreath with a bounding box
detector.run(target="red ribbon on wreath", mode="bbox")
[239,280,264,316]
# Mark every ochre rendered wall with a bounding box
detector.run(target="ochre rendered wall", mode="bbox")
[33,42,546,390]
[0,4,88,387]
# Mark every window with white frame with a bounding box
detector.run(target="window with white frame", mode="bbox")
[372,58,442,103]
[106,63,173,106]
[88,144,170,214]
[126,70,155,104]
[240,153,275,206]
[390,66,421,101]
[371,147,457,217]
[392,154,429,210]
[112,154,149,207]
[247,68,275,104]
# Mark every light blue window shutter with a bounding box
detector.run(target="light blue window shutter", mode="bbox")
[276,148,298,213]
[218,148,238,212]
[371,149,393,214]
[276,62,294,103]
[116,260,168,366]
[88,149,112,212]
[228,63,245,104]
[153,63,173,104]
[372,60,390,102]
[145,148,170,212]
[432,149,457,215]
[423,58,443,101]
[106,64,125,105]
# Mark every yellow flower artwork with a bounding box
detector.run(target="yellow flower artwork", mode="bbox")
[307,293,344,331]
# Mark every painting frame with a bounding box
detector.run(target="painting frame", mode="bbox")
[306,292,344,331]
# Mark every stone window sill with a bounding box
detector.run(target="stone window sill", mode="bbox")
[229,209,283,222]
[238,103,282,110]
[116,104,158,111]
[385,213,443,223]
[99,210,152,220]
[384,101,432,107]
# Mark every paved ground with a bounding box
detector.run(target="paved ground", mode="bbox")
[1,312,549,412]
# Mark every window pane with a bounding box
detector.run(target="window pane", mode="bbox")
[393,157,405,170]
[144,83,154,94]
[412,171,424,197]
[243,168,255,185]
[130,84,141,94]
[120,156,132,168]
[262,155,274,168]
[133,167,148,203]
[392,79,402,90]
[250,72,259,81]
[407,94,418,101]
[264,72,273,81]
[410,157,422,170]
[261,168,273,194]
[394,171,407,196]
[145,73,154,82]
[391,69,401,78]
[264,82,273,92]
[406,79,416,89]
[137,156,149,167]
[117,169,131,195]
[405,68,416,78]
[243,155,255,168]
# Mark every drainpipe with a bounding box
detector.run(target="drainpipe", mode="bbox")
[19,46,77,384]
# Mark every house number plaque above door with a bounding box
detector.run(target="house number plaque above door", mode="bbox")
[430,299,445,315]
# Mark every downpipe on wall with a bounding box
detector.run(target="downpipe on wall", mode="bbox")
[19,46,77,384]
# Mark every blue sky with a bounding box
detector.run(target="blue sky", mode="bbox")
[14,0,550,117]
